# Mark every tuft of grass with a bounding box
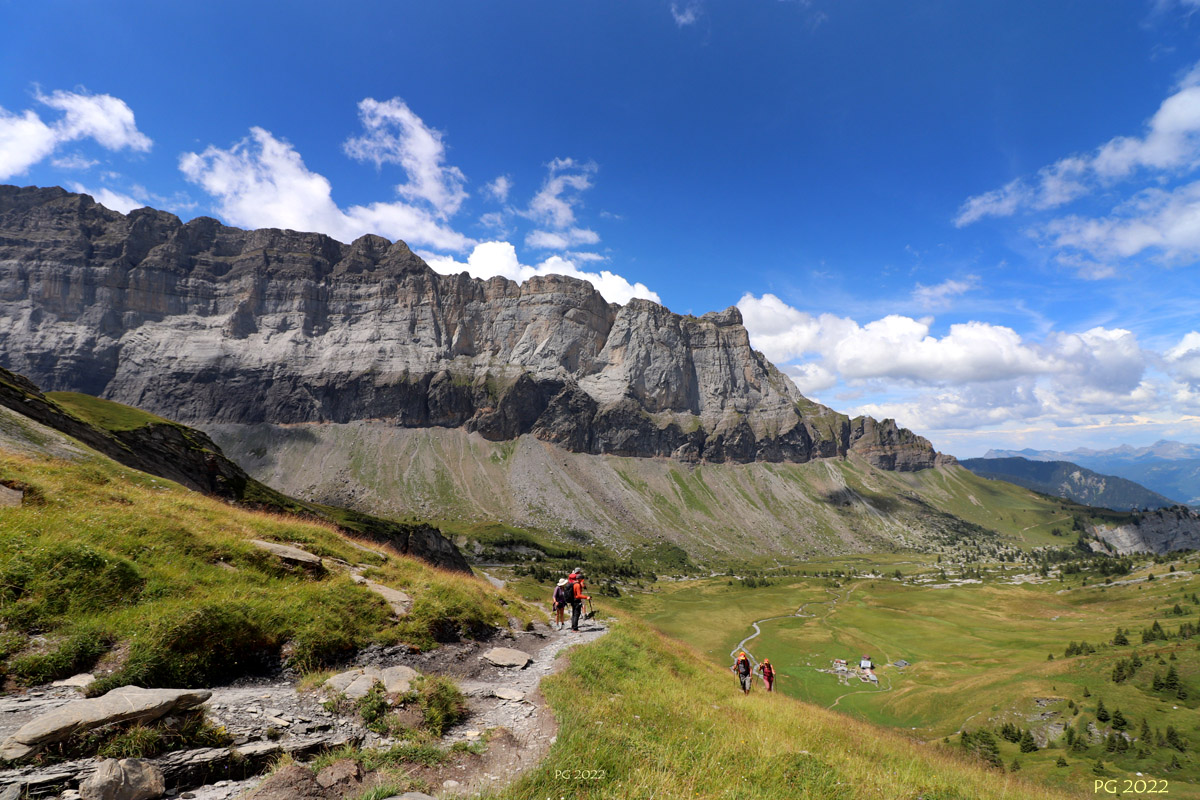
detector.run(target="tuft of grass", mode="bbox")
[48,709,229,762]
[88,603,280,694]
[415,675,468,736]
[8,627,112,685]
[356,682,390,732]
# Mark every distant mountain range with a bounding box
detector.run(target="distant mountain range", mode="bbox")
[960,457,1178,511]
[983,440,1200,506]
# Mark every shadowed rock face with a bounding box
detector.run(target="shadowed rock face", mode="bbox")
[0,185,944,469]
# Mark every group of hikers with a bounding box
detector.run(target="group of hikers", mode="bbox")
[549,567,592,632]
[545,573,775,693]
[731,651,775,694]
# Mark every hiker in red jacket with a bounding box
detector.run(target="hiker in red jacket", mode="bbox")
[569,568,590,632]
[758,658,775,692]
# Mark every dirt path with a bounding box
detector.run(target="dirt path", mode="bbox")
[0,620,610,800]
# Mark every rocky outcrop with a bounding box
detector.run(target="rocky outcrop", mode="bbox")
[0,686,211,762]
[1090,506,1200,554]
[0,185,942,469]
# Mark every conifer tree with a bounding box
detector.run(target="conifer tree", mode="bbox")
[1019,729,1038,753]
[1056,755,1068,767]
[1096,698,1110,722]
[1009,758,1021,772]
[1112,709,1127,731]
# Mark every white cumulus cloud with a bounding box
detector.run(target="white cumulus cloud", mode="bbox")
[181,126,474,251]
[0,89,151,180]
[425,241,659,306]
[955,61,1200,246]
[342,97,467,218]
[484,175,512,202]
[524,158,601,251]
[736,292,1158,435]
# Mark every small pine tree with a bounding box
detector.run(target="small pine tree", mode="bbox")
[1019,729,1038,753]
[1096,698,1110,722]
[1056,755,1069,767]
[1092,759,1106,775]
[1113,628,1129,646]
[1112,709,1127,731]
[1009,758,1021,772]
[1170,754,1183,771]
[1165,664,1180,691]
[1105,732,1119,753]
[1140,718,1151,741]
[1083,685,1091,697]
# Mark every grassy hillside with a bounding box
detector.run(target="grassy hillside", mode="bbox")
[209,423,1124,561]
[0,442,533,692]
[485,610,1080,799]
[616,559,1200,796]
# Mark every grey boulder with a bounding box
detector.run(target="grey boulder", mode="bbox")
[79,758,165,800]
[482,647,532,668]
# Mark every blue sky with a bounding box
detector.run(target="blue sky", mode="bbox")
[5,0,1200,457]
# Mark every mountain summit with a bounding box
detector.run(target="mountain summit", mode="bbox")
[0,185,945,470]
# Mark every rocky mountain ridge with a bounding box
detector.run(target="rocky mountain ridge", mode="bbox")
[960,456,1177,511]
[0,185,947,470]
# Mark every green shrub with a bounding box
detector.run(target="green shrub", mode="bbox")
[356,682,389,732]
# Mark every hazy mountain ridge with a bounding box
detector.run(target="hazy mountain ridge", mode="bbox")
[984,441,1200,505]
[960,456,1177,511]
[0,185,945,470]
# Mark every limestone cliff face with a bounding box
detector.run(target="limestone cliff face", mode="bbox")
[1090,507,1200,555]
[0,185,943,469]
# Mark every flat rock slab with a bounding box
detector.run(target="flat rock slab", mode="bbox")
[51,673,95,689]
[0,686,211,762]
[324,668,375,696]
[342,674,380,701]
[493,687,524,701]
[363,580,412,616]
[0,484,21,507]
[249,540,322,566]
[380,665,418,694]
[482,648,532,668]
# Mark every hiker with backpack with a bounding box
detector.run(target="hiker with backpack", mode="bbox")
[551,578,570,630]
[731,651,753,694]
[569,568,590,632]
[758,658,775,692]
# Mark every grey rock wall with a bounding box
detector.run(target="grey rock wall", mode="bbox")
[0,185,942,469]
